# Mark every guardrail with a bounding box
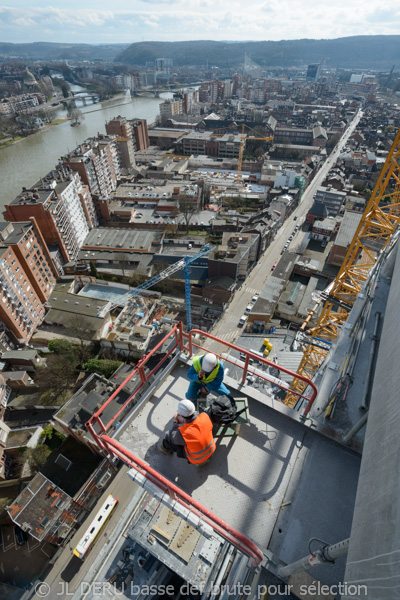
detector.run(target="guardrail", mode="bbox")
[85,323,317,568]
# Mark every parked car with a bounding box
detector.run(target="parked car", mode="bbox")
[271,264,276,270]
[238,315,248,327]
[15,526,28,546]
[252,295,259,303]
[294,215,298,221]
[245,305,253,314]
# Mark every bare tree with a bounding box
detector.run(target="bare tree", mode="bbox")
[67,107,83,125]
[178,198,198,229]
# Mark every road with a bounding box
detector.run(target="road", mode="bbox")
[206,109,363,354]
[29,465,136,599]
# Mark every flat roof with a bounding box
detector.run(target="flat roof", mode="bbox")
[82,228,163,252]
[335,211,362,246]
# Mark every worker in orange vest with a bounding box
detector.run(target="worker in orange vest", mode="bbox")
[158,400,216,465]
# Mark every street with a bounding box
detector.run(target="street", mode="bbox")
[28,465,135,600]
[207,109,363,354]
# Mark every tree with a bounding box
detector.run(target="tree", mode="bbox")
[36,353,78,396]
[179,198,198,228]
[129,272,147,288]
[27,445,51,472]
[326,133,341,150]
[83,358,122,378]
[0,116,20,140]
[48,338,74,355]
[90,261,100,279]
[67,107,83,125]
[118,253,130,277]
[60,82,70,98]
[63,316,95,356]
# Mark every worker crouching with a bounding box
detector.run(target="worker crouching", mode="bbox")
[186,353,230,401]
[158,400,216,465]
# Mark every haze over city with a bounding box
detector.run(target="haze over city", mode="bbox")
[0,1,398,44]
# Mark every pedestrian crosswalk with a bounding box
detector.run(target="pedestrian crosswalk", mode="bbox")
[245,287,259,295]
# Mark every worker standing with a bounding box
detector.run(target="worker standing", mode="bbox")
[186,353,230,401]
[158,400,215,465]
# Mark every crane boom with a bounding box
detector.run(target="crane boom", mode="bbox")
[97,245,214,332]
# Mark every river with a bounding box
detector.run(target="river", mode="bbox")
[0,88,173,210]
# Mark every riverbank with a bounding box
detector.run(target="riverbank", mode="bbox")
[0,117,70,150]
[0,92,131,150]
[0,92,170,205]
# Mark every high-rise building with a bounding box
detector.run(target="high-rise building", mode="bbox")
[131,119,149,151]
[105,116,136,169]
[0,225,51,344]
[159,99,183,125]
[306,63,321,81]
[61,135,120,224]
[3,170,95,263]
[0,221,57,303]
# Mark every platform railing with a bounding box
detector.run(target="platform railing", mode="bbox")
[186,329,317,415]
[85,323,317,569]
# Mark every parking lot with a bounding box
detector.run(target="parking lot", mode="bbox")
[0,525,57,588]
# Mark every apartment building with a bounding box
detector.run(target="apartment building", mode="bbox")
[4,176,92,263]
[62,136,120,197]
[208,233,259,282]
[198,81,225,103]
[313,186,347,216]
[105,116,136,169]
[159,99,183,125]
[131,119,149,150]
[61,136,120,224]
[0,221,57,303]
[0,245,46,344]
[274,124,328,147]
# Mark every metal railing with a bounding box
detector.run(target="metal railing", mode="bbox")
[86,323,317,568]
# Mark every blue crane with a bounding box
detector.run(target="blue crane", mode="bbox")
[97,244,213,332]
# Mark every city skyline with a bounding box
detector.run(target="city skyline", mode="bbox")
[0,1,398,45]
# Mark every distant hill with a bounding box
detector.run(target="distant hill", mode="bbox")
[116,36,400,70]
[0,42,129,61]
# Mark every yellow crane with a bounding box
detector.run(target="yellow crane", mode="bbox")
[284,127,400,408]
[236,123,274,182]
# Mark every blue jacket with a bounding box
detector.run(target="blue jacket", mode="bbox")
[187,357,225,393]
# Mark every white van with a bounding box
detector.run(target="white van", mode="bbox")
[245,305,253,314]
[238,315,248,327]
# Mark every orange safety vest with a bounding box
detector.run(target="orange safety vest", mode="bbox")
[179,413,216,465]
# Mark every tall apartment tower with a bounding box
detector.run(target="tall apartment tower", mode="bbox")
[3,172,93,263]
[61,136,120,224]
[0,221,57,344]
[105,116,136,169]
[131,119,149,151]
[306,64,321,81]
[159,99,183,125]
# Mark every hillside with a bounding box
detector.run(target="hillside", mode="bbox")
[116,36,400,70]
[0,42,129,61]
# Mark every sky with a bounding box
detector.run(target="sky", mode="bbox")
[0,1,398,45]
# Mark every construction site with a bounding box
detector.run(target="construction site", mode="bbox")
[70,129,400,600]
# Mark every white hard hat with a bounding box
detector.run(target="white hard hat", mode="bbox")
[202,353,218,372]
[177,400,196,417]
